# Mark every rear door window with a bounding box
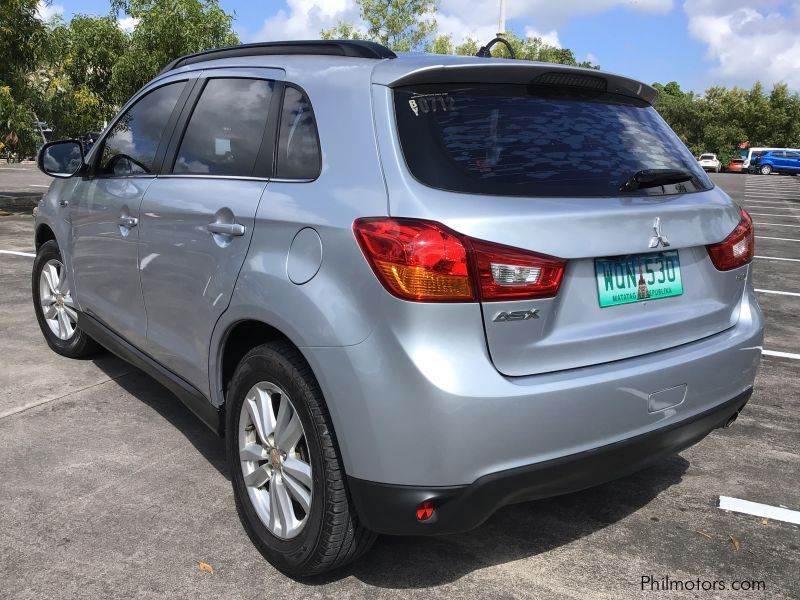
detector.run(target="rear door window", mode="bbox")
[98,81,186,176]
[275,86,321,180]
[394,84,711,197]
[174,78,274,177]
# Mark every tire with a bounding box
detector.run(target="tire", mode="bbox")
[32,240,100,358]
[760,164,772,175]
[226,341,376,577]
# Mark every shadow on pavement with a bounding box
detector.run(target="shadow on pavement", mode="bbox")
[93,359,230,481]
[315,458,689,589]
[94,355,689,589]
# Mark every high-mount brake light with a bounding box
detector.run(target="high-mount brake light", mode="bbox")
[706,208,754,271]
[353,218,566,302]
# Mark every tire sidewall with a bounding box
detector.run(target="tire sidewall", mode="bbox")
[32,241,87,356]
[226,348,326,573]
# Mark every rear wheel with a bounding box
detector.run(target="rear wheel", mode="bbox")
[32,240,99,358]
[226,341,376,577]
[760,164,772,175]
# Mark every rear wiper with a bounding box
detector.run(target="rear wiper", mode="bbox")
[620,169,695,192]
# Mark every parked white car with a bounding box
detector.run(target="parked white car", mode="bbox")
[698,153,721,172]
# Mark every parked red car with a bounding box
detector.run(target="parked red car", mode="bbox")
[727,159,745,173]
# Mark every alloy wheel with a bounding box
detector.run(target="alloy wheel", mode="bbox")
[39,258,77,340]
[239,381,313,539]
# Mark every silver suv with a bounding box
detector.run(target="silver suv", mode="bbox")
[33,40,763,577]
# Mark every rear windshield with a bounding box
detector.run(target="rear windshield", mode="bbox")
[700,154,715,160]
[394,84,712,197]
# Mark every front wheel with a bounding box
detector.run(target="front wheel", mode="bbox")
[31,240,99,358]
[226,341,376,577]
[760,164,773,175]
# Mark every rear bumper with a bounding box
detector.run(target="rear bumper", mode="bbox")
[349,387,751,535]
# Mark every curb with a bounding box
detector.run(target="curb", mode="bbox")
[0,194,42,213]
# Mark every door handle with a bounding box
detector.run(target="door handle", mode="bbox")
[207,222,245,237]
[117,216,138,229]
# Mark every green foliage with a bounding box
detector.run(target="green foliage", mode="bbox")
[0,0,48,92]
[320,22,365,42]
[110,0,239,103]
[652,80,800,166]
[321,0,436,51]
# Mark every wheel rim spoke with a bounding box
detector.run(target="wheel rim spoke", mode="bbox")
[245,388,275,446]
[282,456,312,488]
[269,476,296,537]
[275,412,302,451]
[56,263,68,291]
[43,304,58,319]
[44,264,59,294]
[239,442,267,462]
[244,465,272,488]
[282,470,312,513]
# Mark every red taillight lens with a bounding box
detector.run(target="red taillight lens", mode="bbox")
[353,218,566,302]
[353,218,473,301]
[706,208,754,271]
[416,500,435,521]
[468,238,566,301]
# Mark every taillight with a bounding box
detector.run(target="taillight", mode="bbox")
[468,238,565,301]
[353,218,473,301]
[706,208,754,271]
[353,218,566,302]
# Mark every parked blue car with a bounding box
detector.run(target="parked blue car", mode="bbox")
[752,150,800,175]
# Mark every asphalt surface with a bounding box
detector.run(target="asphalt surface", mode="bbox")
[0,173,798,599]
[0,163,51,212]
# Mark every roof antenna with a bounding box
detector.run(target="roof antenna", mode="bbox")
[476,0,515,59]
[476,37,516,59]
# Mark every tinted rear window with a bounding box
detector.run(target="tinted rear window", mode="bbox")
[394,84,711,197]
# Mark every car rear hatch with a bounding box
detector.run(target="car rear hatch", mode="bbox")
[378,63,748,376]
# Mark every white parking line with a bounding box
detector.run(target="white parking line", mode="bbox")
[755,255,800,262]
[754,222,800,228]
[747,213,800,218]
[743,206,797,211]
[763,350,800,361]
[718,496,800,525]
[30,184,49,188]
[741,199,792,204]
[0,249,35,257]
[756,289,800,297]
[756,236,800,242]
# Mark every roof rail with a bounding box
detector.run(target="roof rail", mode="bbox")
[160,40,397,73]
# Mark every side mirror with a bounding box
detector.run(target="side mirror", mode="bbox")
[37,140,85,178]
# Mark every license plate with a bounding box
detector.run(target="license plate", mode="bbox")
[595,251,683,308]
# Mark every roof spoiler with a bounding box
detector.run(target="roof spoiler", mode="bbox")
[381,63,658,105]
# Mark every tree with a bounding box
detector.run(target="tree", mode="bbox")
[0,0,48,93]
[322,0,436,52]
[0,0,52,156]
[110,0,239,102]
[652,80,800,165]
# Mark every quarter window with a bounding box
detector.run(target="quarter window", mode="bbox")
[98,82,185,176]
[174,78,274,177]
[276,86,321,180]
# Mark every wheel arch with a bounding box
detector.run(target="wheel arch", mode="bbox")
[35,222,57,250]
[215,318,302,408]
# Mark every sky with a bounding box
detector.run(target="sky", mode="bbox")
[37,0,800,92]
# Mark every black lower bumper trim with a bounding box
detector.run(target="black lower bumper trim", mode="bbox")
[349,388,752,535]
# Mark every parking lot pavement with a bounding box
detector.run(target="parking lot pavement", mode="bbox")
[1,174,798,599]
[0,163,51,212]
